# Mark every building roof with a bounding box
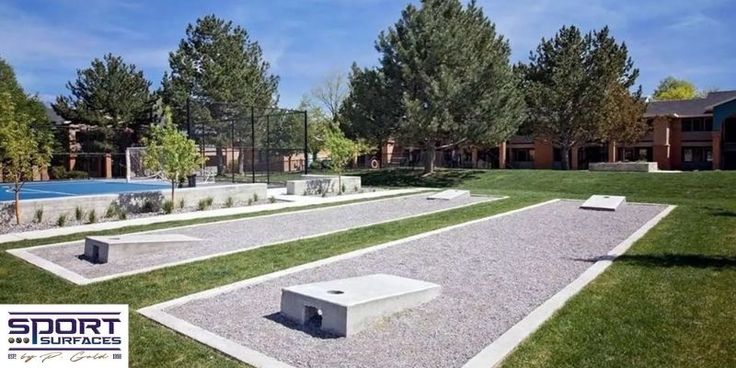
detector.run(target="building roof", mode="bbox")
[645,90,736,117]
[44,103,68,125]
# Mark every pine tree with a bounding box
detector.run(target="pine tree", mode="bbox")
[161,15,279,175]
[367,0,524,173]
[518,26,645,169]
[340,63,402,164]
[53,54,153,152]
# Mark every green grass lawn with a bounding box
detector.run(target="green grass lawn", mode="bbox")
[361,169,736,368]
[1,169,733,367]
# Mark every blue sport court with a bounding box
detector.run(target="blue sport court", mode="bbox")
[0,180,169,202]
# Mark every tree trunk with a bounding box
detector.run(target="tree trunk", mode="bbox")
[216,145,224,175]
[423,145,436,174]
[171,181,176,204]
[560,145,571,170]
[14,188,20,225]
[238,145,245,174]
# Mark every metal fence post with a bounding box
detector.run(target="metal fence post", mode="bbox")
[251,106,256,183]
[266,115,270,185]
[231,119,235,183]
[303,111,308,175]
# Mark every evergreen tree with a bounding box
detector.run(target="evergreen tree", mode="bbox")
[161,15,279,175]
[53,54,153,152]
[0,57,53,149]
[340,63,402,164]
[518,26,644,169]
[371,0,524,173]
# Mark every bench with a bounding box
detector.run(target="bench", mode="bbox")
[83,234,201,264]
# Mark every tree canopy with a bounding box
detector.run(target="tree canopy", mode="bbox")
[652,77,698,100]
[340,63,402,153]
[344,0,525,173]
[161,14,279,174]
[53,54,153,152]
[0,92,54,224]
[142,108,204,203]
[162,14,278,127]
[518,26,645,169]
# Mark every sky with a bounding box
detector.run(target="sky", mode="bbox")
[1,0,735,108]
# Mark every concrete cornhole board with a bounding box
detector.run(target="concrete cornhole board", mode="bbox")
[84,234,201,264]
[280,274,440,337]
[580,195,626,211]
[427,189,470,201]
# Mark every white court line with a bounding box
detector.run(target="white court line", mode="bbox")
[15,187,77,196]
[137,200,675,368]
[9,193,502,285]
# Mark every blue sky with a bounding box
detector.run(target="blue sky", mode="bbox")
[2,0,735,108]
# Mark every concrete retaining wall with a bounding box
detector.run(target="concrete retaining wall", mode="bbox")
[1,183,267,225]
[589,162,659,172]
[286,175,361,195]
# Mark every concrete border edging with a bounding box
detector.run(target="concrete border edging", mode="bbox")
[462,204,677,368]
[137,199,561,368]
[0,188,427,245]
[137,200,674,368]
[9,194,502,285]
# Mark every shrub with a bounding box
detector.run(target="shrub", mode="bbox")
[117,211,127,220]
[87,210,97,224]
[33,208,43,223]
[74,207,84,221]
[162,200,174,214]
[178,198,185,209]
[141,200,157,213]
[105,203,117,218]
[224,197,234,208]
[55,214,67,227]
[269,196,276,203]
[66,170,89,179]
[197,197,213,211]
[50,166,67,180]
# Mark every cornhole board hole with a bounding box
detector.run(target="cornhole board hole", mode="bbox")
[280,274,440,337]
[580,195,626,211]
[427,189,470,201]
[84,234,201,264]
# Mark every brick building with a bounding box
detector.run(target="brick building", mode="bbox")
[382,90,736,171]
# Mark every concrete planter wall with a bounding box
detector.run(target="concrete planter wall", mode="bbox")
[286,175,362,195]
[1,183,267,224]
[589,162,659,172]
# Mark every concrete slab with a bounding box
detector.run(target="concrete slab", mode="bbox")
[580,195,626,211]
[280,274,440,337]
[427,189,470,201]
[84,234,201,264]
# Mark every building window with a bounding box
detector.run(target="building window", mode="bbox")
[681,117,713,132]
[683,147,712,162]
[513,148,534,162]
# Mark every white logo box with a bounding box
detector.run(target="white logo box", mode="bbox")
[0,304,128,368]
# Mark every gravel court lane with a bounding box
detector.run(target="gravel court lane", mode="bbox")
[162,200,668,368]
[26,193,493,279]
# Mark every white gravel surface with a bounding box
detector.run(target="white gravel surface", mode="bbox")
[163,200,667,368]
[26,194,491,279]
